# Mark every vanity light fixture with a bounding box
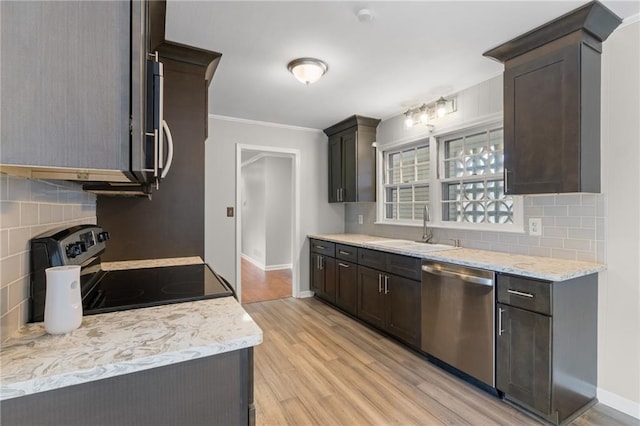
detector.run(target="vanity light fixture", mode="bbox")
[287,58,328,85]
[403,96,457,129]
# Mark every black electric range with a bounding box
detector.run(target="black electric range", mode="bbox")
[29,225,233,323]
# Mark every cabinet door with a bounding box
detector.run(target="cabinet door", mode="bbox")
[310,253,323,293]
[335,260,357,315]
[322,256,336,303]
[341,132,357,202]
[328,135,342,203]
[385,275,421,347]
[504,44,580,194]
[357,266,385,328]
[1,1,130,171]
[497,303,552,415]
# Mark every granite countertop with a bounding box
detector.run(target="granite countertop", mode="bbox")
[309,233,605,281]
[0,257,262,401]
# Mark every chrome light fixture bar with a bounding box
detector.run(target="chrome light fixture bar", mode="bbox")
[404,96,457,129]
[287,58,328,85]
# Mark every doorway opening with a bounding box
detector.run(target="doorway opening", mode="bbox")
[235,144,300,304]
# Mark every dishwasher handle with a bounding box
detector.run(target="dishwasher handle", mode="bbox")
[422,265,494,287]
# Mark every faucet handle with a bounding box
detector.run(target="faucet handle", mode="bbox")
[449,238,461,248]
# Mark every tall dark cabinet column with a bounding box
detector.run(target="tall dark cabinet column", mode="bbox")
[98,44,221,261]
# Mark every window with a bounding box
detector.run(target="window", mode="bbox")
[439,126,513,224]
[383,143,430,222]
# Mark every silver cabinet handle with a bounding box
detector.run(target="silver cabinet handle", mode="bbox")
[507,289,534,298]
[422,265,494,286]
[316,256,319,270]
[338,262,350,268]
[315,245,326,250]
[378,274,382,293]
[338,250,351,256]
[336,188,340,202]
[384,275,389,294]
[320,256,324,270]
[498,307,504,336]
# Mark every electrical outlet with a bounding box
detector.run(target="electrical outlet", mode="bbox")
[529,218,542,236]
[358,214,364,225]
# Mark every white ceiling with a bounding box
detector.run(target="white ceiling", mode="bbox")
[165,1,639,130]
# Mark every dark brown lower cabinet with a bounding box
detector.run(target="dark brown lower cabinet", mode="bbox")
[335,260,357,315]
[310,252,336,303]
[357,265,420,347]
[496,272,598,425]
[497,303,552,415]
[1,348,254,426]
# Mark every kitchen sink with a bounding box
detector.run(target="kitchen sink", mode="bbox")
[364,239,459,253]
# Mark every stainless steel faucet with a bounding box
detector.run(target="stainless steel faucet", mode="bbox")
[421,204,433,243]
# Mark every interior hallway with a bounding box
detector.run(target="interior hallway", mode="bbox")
[241,258,292,304]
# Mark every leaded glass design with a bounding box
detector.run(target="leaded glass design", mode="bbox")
[384,142,430,221]
[440,126,513,223]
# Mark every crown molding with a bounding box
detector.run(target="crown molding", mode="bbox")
[208,114,323,133]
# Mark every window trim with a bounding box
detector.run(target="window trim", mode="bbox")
[375,118,524,233]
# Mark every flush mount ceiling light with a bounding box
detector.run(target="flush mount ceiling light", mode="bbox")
[287,58,328,85]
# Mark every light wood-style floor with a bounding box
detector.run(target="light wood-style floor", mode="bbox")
[244,297,638,426]
[241,258,292,304]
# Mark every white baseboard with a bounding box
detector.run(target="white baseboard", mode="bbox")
[598,388,640,419]
[264,263,292,271]
[240,253,265,271]
[297,291,315,298]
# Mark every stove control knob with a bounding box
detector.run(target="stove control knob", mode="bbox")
[97,232,110,242]
[66,243,82,258]
[78,241,87,252]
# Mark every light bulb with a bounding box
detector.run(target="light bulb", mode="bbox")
[405,116,414,128]
[419,105,429,124]
[436,97,448,118]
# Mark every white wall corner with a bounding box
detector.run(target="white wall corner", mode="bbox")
[240,253,266,271]
[296,291,315,299]
[597,388,640,420]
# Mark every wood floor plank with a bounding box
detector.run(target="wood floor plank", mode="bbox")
[244,297,636,426]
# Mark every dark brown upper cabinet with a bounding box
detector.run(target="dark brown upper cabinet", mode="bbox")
[324,115,380,203]
[483,1,621,194]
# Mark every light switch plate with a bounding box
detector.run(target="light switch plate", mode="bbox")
[226,207,234,217]
[529,217,542,236]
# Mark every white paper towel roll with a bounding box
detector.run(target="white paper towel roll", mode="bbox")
[44,265,83,334]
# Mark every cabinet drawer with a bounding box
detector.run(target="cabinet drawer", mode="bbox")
[497,274,551,315]
[358,248,386,270]
[336,244,357,262]
[386,253,421,281]
[310,239,335,257]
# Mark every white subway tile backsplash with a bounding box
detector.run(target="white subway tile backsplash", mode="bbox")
[518,235,540,246]
[8,227,31,256]
[532,196,556,206]
[581,194,597,205]
[568,205,597,217]
[596,218,605,240]
[556,194,582,205]
[542,227,568,238]
[1,174,97,341]
[577,251,597,262]
[528,246,552,258]
[525,206,544,216]
[563,238,592,251]
[555,216,582,227]
[551,248,578,261]
[464,240,493,251]
[541,217,555,226]
[540,237,564,248]
[544,206,568,217]
[567,228,596,240]
[20,202,39,226]
[581,217,596,229]
[499,234,519,244]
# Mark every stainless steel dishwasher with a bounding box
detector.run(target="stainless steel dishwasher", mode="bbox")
[421,260,496,387]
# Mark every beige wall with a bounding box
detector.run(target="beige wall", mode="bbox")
[599,20,640,415]
[0,175,97,341]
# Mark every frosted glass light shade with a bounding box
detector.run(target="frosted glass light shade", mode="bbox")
[287,58,328,85]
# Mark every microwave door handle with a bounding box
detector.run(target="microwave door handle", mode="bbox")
[160,120,174,179]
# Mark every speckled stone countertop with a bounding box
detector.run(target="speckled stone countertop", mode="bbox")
[309,233,604,281]
[0,257,262,401]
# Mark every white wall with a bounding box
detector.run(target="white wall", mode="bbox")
[265,156,292,268]
[241,158,266,266]
[205,117,344,293]
[599,20,640,415]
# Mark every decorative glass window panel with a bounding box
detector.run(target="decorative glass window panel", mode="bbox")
[383,142,430,222]
[439,126,513,224]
